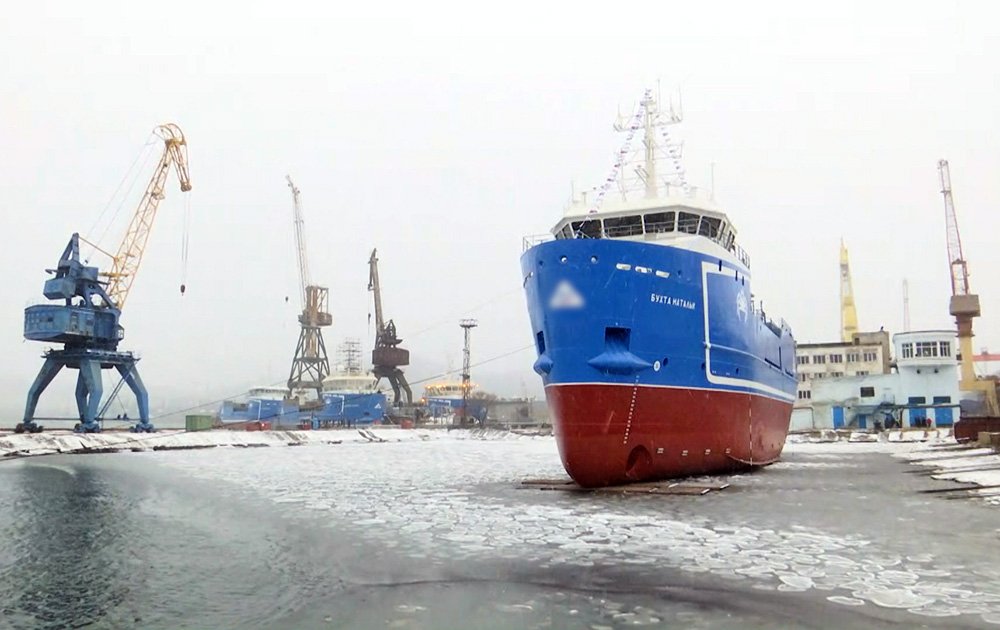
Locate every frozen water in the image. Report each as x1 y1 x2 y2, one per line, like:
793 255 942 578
107 431 1000 626
779 575 814 590
861 589 936 609
827 596 865 606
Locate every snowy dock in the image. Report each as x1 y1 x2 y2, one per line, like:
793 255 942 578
0 427 497 460
896 439 1000 505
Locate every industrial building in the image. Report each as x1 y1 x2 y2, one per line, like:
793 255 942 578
794 330 891 402
791 330 960 431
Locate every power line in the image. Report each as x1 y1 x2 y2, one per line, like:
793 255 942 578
406 286 522 339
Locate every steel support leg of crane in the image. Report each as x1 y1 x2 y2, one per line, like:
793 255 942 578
76 358 103 433
75 371 89 422
18 358 63 433
386 370 413 407
117 363 154 433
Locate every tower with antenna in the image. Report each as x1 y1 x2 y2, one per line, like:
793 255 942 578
902 279 910 333
459 319 478 425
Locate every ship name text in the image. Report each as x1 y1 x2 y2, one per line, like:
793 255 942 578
650 293 696 310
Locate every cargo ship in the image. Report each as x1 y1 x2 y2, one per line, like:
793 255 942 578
319 370 387 426
422 380 489 424
220 386 298 426
219 374 387 428
521 90 797 487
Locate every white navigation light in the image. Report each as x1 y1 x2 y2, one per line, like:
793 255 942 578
549 280 585 310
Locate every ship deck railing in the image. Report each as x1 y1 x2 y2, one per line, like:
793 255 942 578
730 243 751 269
522 233 554 252
524 230 752 270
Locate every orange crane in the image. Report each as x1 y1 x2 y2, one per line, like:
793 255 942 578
938 159 998 415
285 176 331 402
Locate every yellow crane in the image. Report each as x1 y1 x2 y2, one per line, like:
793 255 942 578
840 239 859 342
104 123 192 309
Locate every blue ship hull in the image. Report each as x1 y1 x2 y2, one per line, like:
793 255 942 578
521 237 797 486
219 399 299 425
315 391 387 425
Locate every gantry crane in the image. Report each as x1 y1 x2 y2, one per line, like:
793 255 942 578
938 159 999 415
286 176 332 402
839 239 859 342
368 248 412 406
19 123 192 434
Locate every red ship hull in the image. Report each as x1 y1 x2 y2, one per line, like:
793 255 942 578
546 383 793 488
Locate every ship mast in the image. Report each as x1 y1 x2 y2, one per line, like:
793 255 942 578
592 88 688 213
643 92 658 199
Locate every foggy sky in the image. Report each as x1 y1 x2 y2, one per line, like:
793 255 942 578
2 1 998 420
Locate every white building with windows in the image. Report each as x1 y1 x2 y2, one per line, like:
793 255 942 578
792 330 959 431
794 331 891 405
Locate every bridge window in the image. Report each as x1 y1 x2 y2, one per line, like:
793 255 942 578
557 225 573 240
570 219 602 239
939 341 951 357
677 212 700 234
901 343 913 358
644 211 675 233
915 341 937 358
698 216 721 238
603 215 643 237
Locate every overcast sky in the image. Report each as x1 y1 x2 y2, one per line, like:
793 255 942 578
2 0 998 420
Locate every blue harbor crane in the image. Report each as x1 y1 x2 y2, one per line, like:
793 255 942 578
18 123 192 434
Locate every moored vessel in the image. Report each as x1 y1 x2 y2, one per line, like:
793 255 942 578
521 89 797 487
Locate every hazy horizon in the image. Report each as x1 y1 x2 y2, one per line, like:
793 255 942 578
2 1 998 422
